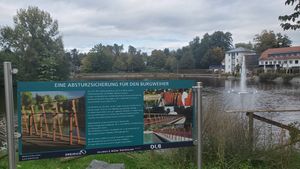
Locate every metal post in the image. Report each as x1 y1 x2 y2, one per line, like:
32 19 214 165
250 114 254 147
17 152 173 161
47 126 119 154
247 112 254 151
192 86 198 143
4 62 16 169
193 82 203 169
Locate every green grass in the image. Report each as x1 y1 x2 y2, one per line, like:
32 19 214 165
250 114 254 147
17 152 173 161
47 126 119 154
1 148 300 169
0 149 196 169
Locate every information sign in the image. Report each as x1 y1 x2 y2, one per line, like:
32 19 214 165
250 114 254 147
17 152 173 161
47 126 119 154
18 80 194 161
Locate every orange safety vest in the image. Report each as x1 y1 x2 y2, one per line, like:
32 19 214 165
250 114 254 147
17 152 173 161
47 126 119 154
163 92 174 105
184 91 192 106
176 93 184 106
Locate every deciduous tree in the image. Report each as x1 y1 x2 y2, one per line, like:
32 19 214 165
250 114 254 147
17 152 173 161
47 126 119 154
0 6 69 80
254 30 292 54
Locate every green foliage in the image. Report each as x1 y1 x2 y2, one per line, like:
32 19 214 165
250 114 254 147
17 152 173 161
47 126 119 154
179 49 195 69
288 122 300 143
21 92 33 107
258 73 300 83
259 73 280 82
128 55 145 72
81 44 114 73
190 31 232 68
128 45 137 55
0 6 69 81
113 55 129 72
235 42 254 50
0 50 18 84
54 95 68 102
164 56 178 72
279 0 300 30
254 30 292 54
66 48 86 74
148 49 167 69
37 57 58 81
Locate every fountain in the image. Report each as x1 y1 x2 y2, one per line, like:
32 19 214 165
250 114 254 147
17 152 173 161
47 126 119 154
227 56 257 95
238 56 248 94
225 55 258 110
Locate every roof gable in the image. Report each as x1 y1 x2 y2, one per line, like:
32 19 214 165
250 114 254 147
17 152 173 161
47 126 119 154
226 47 255 53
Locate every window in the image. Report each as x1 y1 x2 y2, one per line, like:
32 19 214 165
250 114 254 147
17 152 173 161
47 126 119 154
296 60 299 64
278 61 281 64
284 61 287 64
289 60 293 64
265 61 268 65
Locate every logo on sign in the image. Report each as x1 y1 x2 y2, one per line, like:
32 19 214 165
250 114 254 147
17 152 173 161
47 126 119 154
150 144 162 150
80 150 87 155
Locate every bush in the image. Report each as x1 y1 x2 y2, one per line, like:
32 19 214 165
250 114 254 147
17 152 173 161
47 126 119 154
258 73 280 82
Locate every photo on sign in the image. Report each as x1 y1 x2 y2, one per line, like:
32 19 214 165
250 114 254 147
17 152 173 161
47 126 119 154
20 91 86 154
143 88 193 144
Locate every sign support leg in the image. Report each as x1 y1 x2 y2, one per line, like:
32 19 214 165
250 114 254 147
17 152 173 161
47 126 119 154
193 82 203 169
4 62 16 169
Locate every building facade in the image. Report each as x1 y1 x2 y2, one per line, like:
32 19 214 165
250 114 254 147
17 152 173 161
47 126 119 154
224 47 256 73
259 46 300 71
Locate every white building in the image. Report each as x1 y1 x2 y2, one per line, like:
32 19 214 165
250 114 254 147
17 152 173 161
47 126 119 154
259 46 300 72
224 47 256 73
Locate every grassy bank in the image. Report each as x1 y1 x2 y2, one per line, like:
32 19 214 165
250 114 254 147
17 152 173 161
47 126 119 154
0 149 198 169
1 147 300 169
258 73 300 83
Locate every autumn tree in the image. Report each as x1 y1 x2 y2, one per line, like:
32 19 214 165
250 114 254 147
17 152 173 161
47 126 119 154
254 30 292 54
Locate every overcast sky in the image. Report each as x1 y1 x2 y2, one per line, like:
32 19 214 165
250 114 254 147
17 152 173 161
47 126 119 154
0 0 299 53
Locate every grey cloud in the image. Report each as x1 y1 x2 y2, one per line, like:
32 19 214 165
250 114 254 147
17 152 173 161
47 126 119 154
0 0 299 52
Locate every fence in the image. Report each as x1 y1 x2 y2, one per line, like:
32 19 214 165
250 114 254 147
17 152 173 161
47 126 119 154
21 99 84 145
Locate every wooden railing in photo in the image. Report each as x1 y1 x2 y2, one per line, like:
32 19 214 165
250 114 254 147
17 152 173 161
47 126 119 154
144 113 183 125
227 109 300 150
154 128 192 141
21 99 84 145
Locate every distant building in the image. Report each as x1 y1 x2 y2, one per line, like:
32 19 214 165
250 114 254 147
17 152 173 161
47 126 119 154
224 47 257 73
259 46 300 72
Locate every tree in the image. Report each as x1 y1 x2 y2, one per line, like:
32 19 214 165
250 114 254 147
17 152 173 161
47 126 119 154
128 45 137 55
276 33 292 47
113 54 129 72
0 49 18 84
81 44 113 73
112 44 123 56
148 50 167 69
37 57 58 81
128 55 145 72
190 31 232 68
254 30 292 54
164 56 177 72
0 6 69 81
163 48 170 56
179 49 195 69
235 42 254 50
54 95 68 102
279 0 300 30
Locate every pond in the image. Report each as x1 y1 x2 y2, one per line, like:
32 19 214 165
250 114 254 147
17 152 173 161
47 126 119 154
1 78 300 121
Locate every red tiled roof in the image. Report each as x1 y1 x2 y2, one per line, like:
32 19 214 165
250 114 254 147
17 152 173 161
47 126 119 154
259 46 300 60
